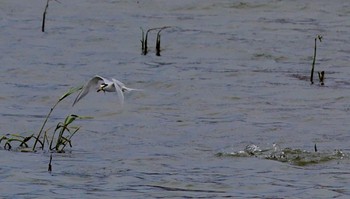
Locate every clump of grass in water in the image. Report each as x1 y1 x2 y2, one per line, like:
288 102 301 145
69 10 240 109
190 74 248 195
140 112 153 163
310 35 324 85
0 86 91 153
0 134 34 151
33 86 83 151
0 86 93 173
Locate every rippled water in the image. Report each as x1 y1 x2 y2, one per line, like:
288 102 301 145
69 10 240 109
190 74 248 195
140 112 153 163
1 0 350 198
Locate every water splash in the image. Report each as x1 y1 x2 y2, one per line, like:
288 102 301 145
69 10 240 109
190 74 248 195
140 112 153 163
217 143 348 166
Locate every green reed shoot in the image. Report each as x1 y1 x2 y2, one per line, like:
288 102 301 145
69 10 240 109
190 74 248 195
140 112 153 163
48 114 90 152
32 86 82 150
0 134 34 150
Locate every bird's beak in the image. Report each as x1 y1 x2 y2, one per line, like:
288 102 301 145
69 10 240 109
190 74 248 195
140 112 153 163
97 83 107 93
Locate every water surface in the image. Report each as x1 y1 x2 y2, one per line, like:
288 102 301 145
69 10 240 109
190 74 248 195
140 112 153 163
1 0 350 198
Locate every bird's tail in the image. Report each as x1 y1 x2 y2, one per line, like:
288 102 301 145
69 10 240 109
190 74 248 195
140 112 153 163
123 87 143 92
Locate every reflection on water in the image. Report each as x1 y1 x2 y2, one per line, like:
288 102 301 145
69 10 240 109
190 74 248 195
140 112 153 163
1 0 350 198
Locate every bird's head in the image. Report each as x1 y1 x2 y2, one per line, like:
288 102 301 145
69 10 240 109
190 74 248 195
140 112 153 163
97 83 108 92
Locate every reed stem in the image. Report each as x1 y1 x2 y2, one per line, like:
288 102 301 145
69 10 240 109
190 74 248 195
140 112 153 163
42 0 49 32
310 35 322 85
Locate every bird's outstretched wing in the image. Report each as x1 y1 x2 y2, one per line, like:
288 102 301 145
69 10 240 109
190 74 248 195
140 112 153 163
112 79 125 106
72 75 105 106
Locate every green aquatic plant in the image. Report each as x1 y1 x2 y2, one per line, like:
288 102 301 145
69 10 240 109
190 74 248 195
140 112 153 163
0 85 90 153
0 134 35 151
310 35 323 85
47 114 91 152
1 85 93 174
33 86 83 150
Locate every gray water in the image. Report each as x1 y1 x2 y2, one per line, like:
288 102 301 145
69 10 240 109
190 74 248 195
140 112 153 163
1 0 350 198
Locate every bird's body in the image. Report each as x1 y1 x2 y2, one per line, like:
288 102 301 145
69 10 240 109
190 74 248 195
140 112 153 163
72 75 138 106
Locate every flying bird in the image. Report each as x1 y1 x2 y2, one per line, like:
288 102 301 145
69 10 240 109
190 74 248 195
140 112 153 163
72 75 139 106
